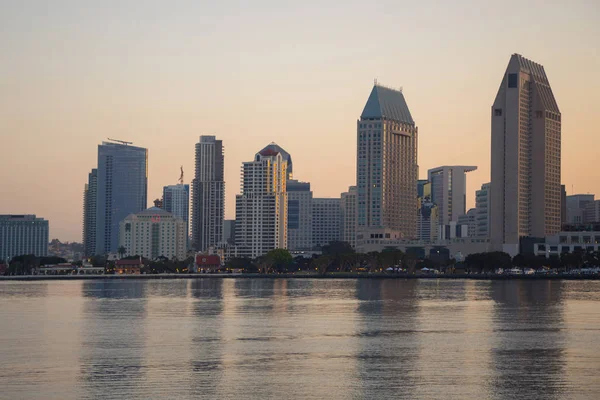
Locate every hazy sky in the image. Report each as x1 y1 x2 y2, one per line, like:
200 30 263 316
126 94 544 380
1 0 599 242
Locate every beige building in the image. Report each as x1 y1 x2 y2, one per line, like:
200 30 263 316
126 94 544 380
357 83 418 240
119 207 187 260
340 186 357 248
235 143 289 259
491 54 561 253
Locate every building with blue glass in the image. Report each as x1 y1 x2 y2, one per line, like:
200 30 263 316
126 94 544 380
95 141 148 254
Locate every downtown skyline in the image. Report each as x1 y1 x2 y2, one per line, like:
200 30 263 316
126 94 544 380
1 1 599 242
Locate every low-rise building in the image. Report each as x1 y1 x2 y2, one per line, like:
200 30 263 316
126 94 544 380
119 207 187 261
114 259 142 274
534 231 600 257
195 254 221 272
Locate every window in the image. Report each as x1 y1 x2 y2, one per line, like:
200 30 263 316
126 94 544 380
494 108 502 116
508 73 518 88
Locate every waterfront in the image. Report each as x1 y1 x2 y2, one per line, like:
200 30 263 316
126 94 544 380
1 279 599 399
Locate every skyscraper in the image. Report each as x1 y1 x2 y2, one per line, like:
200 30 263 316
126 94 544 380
95 141 148 255
191 135 224 252
491 54 561 251
163 183 190 238
357 83 418 239
428 166 477 226
82 168 97 257
235 143 288 259
287 179 313 251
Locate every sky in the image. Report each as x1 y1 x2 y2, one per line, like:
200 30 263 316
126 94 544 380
1 0 599 242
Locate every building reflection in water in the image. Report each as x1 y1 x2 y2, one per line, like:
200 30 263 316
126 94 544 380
78 280 148 398
186 278 225 398
489 280 566 400
354 279 420 399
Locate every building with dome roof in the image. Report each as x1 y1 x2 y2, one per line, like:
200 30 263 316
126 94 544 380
235 143 289 258
118 207 187 260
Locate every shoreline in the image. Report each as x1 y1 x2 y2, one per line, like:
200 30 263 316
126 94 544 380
1 273 599 281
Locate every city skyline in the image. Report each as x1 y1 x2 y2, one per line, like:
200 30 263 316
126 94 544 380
1 1 599 242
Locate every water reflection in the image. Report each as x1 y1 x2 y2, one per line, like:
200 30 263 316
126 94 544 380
355 280 420 399
490 280 566 400
79 280 148 399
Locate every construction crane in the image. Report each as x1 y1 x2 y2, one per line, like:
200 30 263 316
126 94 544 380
107 138 133 145
179 166 184 184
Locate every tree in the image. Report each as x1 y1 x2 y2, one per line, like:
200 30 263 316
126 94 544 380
312 255 333 275
118 246 127 259
227 257 256 272
264 248 293 273
321 241 354 257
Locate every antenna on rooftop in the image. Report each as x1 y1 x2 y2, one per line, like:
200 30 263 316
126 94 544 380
374 78 378 85
179 166 184 185
107 138 133 145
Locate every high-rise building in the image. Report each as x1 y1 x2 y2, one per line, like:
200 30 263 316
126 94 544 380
457 208 477 237
561 185 567 225
119 207 187 260
584 200 600 223
417 198 438 242
222 220 236 245
428 166 477 226
163 184 190 236
0 215 49 260
491 54 561 251
287 179 313 251
340 186 357 248
475 182 491 238
312 198 341 249
357 84 418 239
191 136 224 252
235 143 289 259
566 194 595 224
82 169 97 257
95 142 148 255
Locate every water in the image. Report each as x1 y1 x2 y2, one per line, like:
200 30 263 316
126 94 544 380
1 279 599 400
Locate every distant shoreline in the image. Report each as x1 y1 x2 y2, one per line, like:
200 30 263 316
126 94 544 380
1 273 599 282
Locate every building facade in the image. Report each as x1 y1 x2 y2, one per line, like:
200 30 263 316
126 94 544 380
82 168 97 257
163 183 190 237
566 194 595 224
340 186 357 248
585 200 600 223
312 198 341 249
95 142 148 255
0 215 49 260
118 207 187 260
357 84 418 240
235 143 289 259
457 208 477 237
287 179 313 251
417 198 439 242
428 166 477 226
475 182 491 238
491 54 561 252
192 136 224 252
534 230 600 258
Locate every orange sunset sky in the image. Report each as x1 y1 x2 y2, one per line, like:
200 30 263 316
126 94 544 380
1 0 599 242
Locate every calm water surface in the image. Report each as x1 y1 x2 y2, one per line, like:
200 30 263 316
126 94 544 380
1 279 599 399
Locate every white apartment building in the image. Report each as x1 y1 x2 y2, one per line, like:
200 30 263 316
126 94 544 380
235 143 289 259
457 208 477 237
119 207 187 260
340 186 357 248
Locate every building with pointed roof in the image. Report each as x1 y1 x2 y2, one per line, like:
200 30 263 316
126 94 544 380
118 207 187 260
491 54 561 253
356 84 418 243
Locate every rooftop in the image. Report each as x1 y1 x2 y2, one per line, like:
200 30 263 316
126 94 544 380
360 84 414 124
